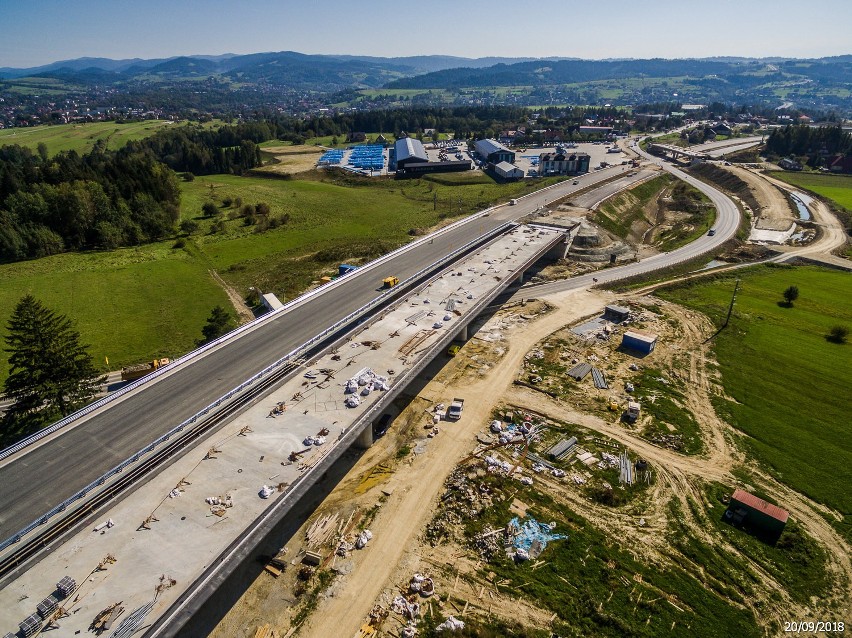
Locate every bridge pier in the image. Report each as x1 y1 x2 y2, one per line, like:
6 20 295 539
355 426 374 449
457 324 469 341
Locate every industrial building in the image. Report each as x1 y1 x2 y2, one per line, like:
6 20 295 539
392 136 471 176
539 152 590 176
393 137 429 171
474 139 516 165
621 329 658 355
493 161 524 180
726 489 789 544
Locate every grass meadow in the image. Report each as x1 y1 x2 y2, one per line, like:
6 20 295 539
659 265 852 530
0 169 561 383
767 171 852 210
0 243 230 380
0 120 179 156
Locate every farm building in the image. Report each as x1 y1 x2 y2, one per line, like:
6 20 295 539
474 138 516 165
493 161 524 180
539 152 590 175
725 489 789 543
603 305 630 322
621 329 658 355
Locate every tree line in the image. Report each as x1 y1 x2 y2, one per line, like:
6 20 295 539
765 125 852 166
0 141 180 261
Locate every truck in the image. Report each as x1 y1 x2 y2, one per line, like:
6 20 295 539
382 276 400 289
121 358 170 382
447 397 465 421
510 199 518 206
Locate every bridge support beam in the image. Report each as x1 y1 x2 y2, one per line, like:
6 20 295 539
355 426 374 449
457 324 469 341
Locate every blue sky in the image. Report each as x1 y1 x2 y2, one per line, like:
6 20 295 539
1 0 850 68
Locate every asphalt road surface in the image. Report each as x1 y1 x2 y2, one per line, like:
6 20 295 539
0 164 642 541
509 146 740 300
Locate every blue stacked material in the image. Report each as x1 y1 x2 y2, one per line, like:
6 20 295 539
348 144 385 170
508 516 567 555
318 149 344 165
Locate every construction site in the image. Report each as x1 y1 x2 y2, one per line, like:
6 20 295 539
193 147 852 638
2 138 849 638
204 278 850 638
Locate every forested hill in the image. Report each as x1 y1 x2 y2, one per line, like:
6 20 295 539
0 143 180 261
384 56 852 90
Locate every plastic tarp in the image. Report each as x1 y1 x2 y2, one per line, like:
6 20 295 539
436 616 465 631
508 516 566 556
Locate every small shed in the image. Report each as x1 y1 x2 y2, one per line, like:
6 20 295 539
261 292 284 312
726 489 789 543
604 305 630 322
493 161 524 180
621 329 658 355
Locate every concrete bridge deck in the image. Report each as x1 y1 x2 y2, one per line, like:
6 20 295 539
0 225 568 638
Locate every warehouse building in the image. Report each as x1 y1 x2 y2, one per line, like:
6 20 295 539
396 159 472 176
725 489 789 544
393 137 428 171
493 161 524 180
620 329 658 355
539 152 590 175
474 138 516 165
392 136 471 176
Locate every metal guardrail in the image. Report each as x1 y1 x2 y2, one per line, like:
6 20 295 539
147 225 562 637
0 197 508 466
0 223 514 555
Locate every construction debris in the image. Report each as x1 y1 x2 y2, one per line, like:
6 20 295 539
435 615 465 631
90 602 124 634
506 516 567 561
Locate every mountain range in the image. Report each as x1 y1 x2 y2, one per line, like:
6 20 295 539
2 52 851 112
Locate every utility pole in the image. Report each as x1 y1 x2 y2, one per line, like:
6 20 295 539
723 278 740 329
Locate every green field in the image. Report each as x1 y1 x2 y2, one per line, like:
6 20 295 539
0 170 562 384
0 243 230 383
767 171 852 210
0 120 179 156
179 171 564 297
659 266 852 526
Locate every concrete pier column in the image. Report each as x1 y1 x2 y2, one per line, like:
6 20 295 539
458 324 469 341
355 425 374 449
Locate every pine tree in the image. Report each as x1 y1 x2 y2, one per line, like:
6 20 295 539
3 295 105 425
200 306 235 344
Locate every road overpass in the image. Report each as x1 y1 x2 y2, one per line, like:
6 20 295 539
0 224 572 637
0 163 642 550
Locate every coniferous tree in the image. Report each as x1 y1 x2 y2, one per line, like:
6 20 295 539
200 306 235 344
3 295 105 428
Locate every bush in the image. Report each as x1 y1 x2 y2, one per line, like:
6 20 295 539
201 201 219 218
173 237 187 249
827 325 849 344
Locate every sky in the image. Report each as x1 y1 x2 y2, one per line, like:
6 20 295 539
1 0 850 68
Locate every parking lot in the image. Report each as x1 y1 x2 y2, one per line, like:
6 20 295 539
512 142 628 178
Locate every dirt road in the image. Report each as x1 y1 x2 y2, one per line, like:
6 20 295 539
305 294 851 635
759 172 850 258
299 290 610 638
724 165 796 231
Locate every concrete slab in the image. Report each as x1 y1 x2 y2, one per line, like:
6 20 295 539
0 224 564 636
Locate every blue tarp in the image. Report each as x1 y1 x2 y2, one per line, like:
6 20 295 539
508 516 567 554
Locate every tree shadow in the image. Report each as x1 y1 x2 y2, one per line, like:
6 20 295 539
776 301 793 309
